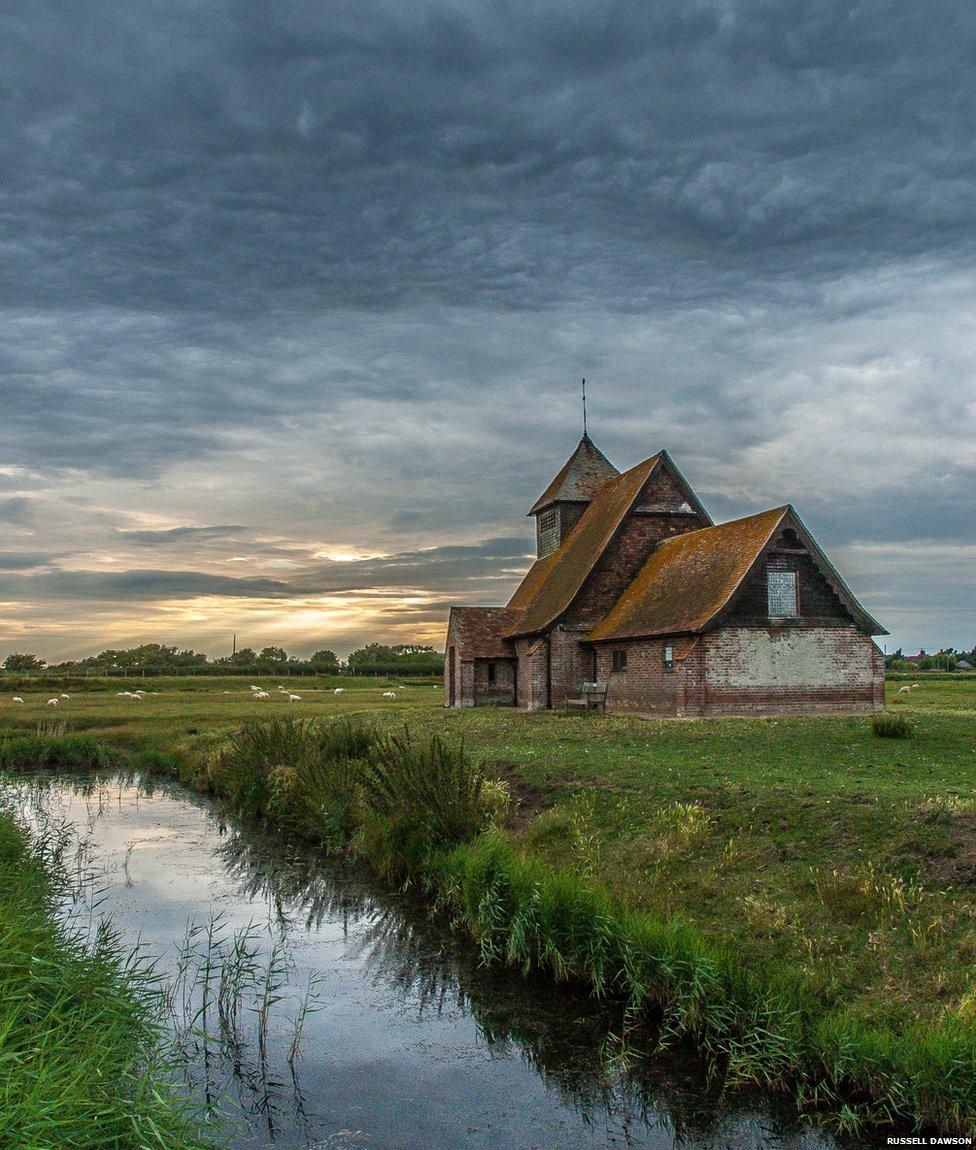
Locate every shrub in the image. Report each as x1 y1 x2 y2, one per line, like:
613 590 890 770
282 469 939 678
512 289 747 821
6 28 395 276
359 731 488 876
211 715 377 844
872 713 913 739
0 734 111 772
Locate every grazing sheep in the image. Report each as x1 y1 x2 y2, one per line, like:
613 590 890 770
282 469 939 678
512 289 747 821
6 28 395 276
116 691 126 696
254 690 270 699
333 688 344 695
11 697 23 703
897 685 912 694
288 694 301 702
60 693 70 699
911 683 920 689
46 698 58 707
250 685 260 691
382 691 396 699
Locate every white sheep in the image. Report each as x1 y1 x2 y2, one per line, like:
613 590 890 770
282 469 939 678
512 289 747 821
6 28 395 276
897 685 912 694
116 692 126 697
333 687 344 695
250 684 260 691
382 691 396 699
288 694 301 702
60 693 70 699
911 683 920 689
11 697 23 703
46 698 58 707
254 691 270 699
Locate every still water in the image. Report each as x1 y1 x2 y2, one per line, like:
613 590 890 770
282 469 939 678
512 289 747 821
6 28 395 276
2 773 840 1150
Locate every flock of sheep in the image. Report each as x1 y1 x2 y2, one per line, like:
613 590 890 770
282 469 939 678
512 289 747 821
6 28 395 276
245 684 402 701
6 684 408 706
897 683 921 694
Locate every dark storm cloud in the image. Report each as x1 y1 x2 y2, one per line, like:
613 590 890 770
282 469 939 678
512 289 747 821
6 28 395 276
0 569 292 602
0 1 972 654
0 552 60 570
120 525 249 546
0 537 530 607
3 1 975 317
0 498 34 525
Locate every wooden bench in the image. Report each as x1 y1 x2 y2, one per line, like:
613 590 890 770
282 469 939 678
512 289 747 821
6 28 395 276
565 681 608 713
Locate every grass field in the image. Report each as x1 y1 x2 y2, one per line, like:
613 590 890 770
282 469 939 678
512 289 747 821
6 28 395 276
2 673 975 1131
0 805 212 1149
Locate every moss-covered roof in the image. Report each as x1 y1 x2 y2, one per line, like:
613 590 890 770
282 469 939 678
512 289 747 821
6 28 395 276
506 453 663 638
447 607 520 658
588 505 887 641
528 434 619 515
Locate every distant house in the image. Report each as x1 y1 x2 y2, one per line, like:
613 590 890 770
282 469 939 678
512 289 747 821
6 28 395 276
445 436 887 716
957 660 974 671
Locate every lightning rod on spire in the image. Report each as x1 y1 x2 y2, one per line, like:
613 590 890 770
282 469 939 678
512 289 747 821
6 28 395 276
582 378 587 438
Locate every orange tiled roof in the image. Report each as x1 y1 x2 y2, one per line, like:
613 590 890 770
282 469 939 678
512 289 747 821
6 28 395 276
528 435 619 515
506 453 663 638
447 607 520 658
588 505 887 641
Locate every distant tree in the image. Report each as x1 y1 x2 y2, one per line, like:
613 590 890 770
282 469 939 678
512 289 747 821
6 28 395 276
258 646 288 664
3 652 46 673
309 649 340 672
347 643 443 676
231 647 257 666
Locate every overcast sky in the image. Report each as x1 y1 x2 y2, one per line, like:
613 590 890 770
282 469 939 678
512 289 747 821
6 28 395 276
1 0 973 661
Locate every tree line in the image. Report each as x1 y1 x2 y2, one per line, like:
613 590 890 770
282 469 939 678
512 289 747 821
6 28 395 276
884 646 975 671
2 642 444 677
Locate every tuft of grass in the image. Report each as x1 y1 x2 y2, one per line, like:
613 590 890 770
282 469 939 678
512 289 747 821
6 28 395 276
359 730 489 877
872 713 913 739
0 732 113 772
0 808 213 1149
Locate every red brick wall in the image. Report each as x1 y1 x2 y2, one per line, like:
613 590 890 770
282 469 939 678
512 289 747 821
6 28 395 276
548 626 593 707
594 625 883 717
568 468 707 629
596 639 679 714
473 658 517 706
515 637 549 710
699 625 884 715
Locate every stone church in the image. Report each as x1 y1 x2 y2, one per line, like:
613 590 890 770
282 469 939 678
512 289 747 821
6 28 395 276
445 435 886 716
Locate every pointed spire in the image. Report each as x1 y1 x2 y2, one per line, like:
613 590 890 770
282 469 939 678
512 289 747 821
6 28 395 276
529 434 619 515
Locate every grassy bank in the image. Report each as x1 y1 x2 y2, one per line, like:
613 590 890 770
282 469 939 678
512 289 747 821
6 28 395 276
0 807 213 1149
2 677 975 1133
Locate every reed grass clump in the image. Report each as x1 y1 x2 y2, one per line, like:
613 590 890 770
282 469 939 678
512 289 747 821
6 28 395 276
872 713 913 739
358 731 490 877
0 808 213 1149
0 732 112 772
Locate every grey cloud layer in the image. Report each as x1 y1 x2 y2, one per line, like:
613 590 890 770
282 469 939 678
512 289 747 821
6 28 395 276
0 1 973 655
0 538 532 602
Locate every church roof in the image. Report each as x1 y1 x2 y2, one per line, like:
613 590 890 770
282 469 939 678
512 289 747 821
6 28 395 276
588 505 886 641
507 452 664 638
528 434 619 515
447 607 520 658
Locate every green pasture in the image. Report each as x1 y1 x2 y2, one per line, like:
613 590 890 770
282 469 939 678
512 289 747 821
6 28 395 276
2 672 975 1129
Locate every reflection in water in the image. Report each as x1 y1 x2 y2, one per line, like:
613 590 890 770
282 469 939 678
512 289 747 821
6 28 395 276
1 772 839 1150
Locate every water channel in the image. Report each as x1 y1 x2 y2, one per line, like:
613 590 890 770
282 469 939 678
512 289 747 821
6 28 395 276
2 771 843 1150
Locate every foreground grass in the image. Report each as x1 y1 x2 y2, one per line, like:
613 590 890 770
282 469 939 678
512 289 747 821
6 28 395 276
0 810 212 1149
2 674 975 1132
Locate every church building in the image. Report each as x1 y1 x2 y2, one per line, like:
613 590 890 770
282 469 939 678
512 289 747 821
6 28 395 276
445 436 886 716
